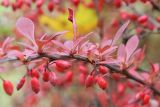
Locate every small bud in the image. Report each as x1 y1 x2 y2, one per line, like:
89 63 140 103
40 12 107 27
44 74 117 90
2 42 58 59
3 80 14 96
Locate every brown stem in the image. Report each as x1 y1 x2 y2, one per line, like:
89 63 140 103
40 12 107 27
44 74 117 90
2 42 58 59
0 53 160 95
150 0 160 12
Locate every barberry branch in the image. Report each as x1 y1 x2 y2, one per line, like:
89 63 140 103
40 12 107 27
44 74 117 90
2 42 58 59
0 53 160 95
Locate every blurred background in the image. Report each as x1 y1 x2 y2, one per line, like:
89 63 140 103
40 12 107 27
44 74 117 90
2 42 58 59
0 0 160 107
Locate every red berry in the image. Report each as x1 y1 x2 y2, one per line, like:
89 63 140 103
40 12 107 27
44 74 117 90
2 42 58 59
3 80 14 96
140 0 148 3
85 75 94 87
120 12 129 20
129 14 138 21
99 66 108 74
31 77 40 93
72 0 80 6
42 71 50 82
78 73 86 85
157 16 160 23
142 94 150 105
114 0 122 8
30 69 39 79
1 0 9 7
117 83 125 93
137 15 148 24
12 3 17 11
17 77 26 90
16 0 23 9
64 71 73 82
97 77 107 90
55 60 71 71
79 64 88 74
47 2 54 12
129 0 136 3
36 0 44 8
49 72 58 86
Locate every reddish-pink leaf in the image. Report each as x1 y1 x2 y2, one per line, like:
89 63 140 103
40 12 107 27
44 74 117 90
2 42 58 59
150 63 159 73
68 8 73 22
101 46 117 56
2 37 14 51
112 20 130 46
16 17 36 45
117 44 126 63
126 35 139 62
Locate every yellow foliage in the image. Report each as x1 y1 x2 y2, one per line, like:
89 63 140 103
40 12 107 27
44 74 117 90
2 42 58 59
39 4 98 39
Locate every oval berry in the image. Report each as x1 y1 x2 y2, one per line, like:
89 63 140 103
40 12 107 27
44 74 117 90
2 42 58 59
64 71 73 82
55 60 71 71
99 66 108 74
85 75 94 88
3 80 14 96
30 69 39 79
31 77 40 93
97 77 107 90
47 2 54 12
17 77 26 90
137 15 148 24
42 71 50 82
78 64 87 74
142 94 150 105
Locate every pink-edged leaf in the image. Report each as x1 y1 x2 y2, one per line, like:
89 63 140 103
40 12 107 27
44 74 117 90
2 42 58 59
150 63 159 73
16 17 36 44
111 20 130 46
101 46 117 56
126 35 139 62
117 44 126 62
18 42 36 51
101 39 112 48
52 40 65 49
43 31 68 42
74 32 93 49
2 37 14 51
64 41 74 50
128 68 145 81
68 8 77 41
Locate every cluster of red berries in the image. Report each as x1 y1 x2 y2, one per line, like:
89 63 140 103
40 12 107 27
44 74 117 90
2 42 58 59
136 91 151 105
1 0 54 12
1 60 110 95
114 0 151 8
